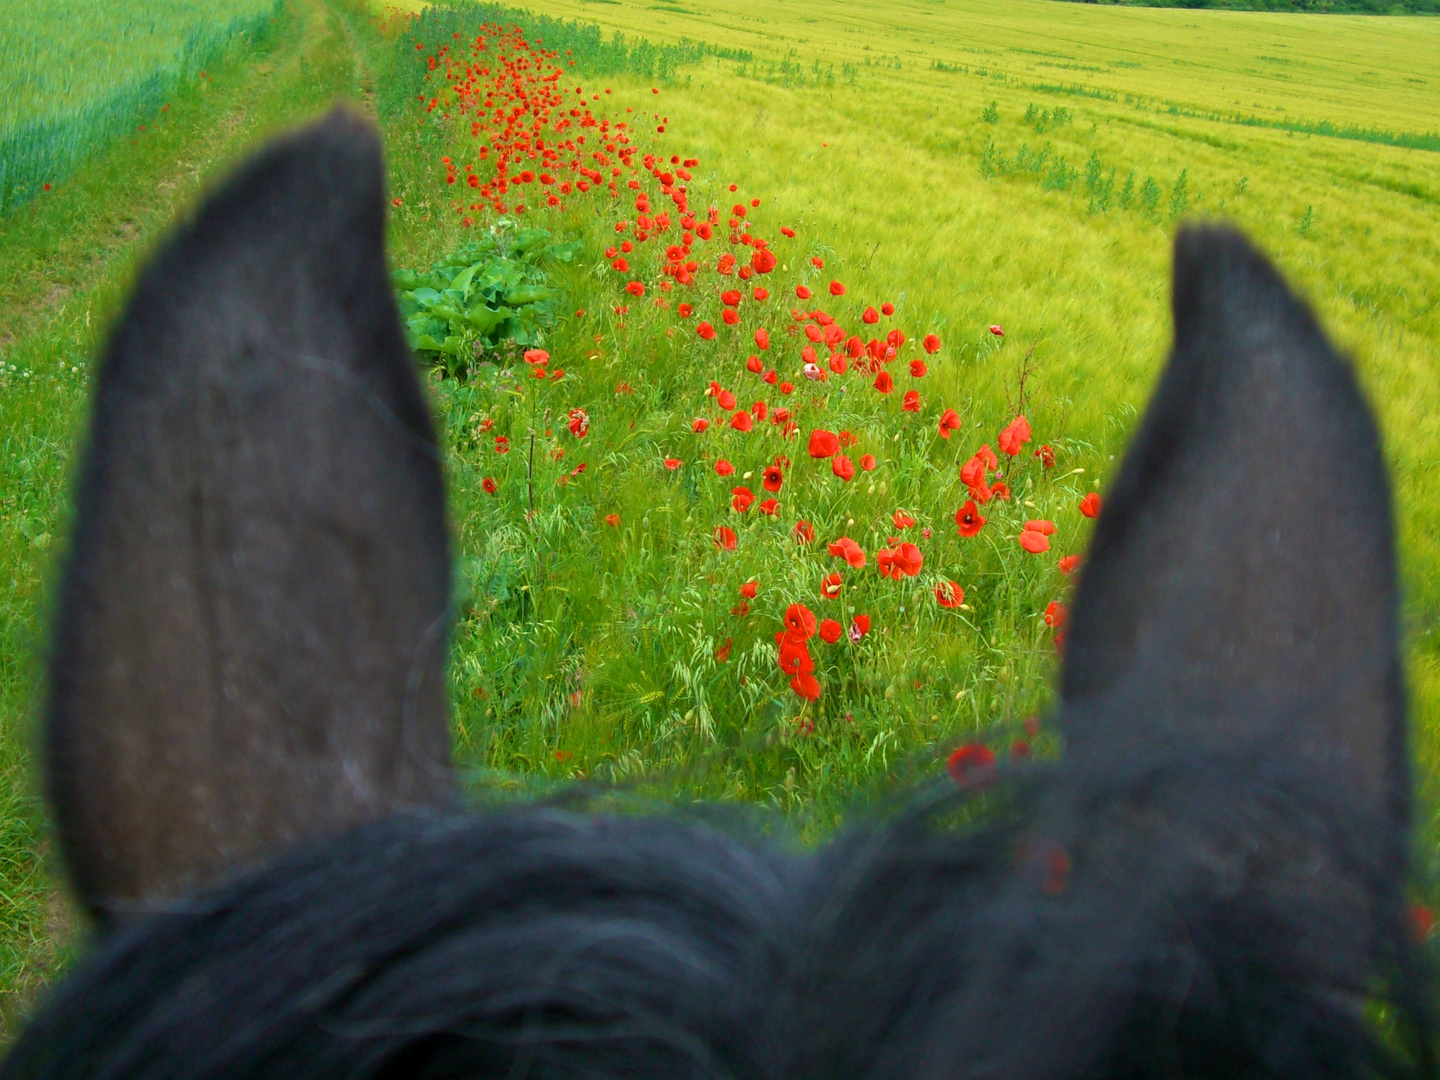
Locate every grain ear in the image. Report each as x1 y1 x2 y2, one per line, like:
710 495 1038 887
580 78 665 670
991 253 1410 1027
47 106 454 920
1060 225 1405 834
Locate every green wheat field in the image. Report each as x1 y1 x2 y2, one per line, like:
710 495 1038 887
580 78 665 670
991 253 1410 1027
0 0 1436 1029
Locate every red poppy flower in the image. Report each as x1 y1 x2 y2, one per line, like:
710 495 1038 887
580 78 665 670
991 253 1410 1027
763 464 784 492
893 542 923 577
990 482 1011 501
989 324 1004 337
881 302 894 316
821 572 843 599
819 618 843 644
956 500 987 537
758 497 779 516
1079 492 1103 518
626 281 645 297
829 280 846 296
1011 740 1031 761
754 287 770 301
777 638 814 676
1058 554 1081 575
1044 600 1068 629
808 429 839 458
693 418 710 433
732 601 751 617
893 510 915 529
902 390 921 412
1024 519 1056 535
831 454 855 481
697 322 717 340
874 372 894 394
860 453 877 471
665 457 683 470
1034 444 1056 469
722 308 740 326
937 409 962 439
605 512 621 527
612 257 629 272
747 355 764 374
752 400 768 421
718 389 737 410
715 459 735 476
781 226 796 237
524 349 550 366
935 581 964 608
732 486 755 512
785 603 818 639
731 410 753 432
1019 529 1051 554
909 360 928 379
779 381 795 394
482 477 498 494
494 436 510 454
721 290 742 306
811 256 825 268
714 525 737 550
755 327 770 350
998 414 1031 456
828 537 867 568
922 333 942 354
796 284 812 300
740 581 758 599
862 306 879 324
715 638 733 662
790 673 822 700
947 742 996 787
793 520 816 544
678 303 694 318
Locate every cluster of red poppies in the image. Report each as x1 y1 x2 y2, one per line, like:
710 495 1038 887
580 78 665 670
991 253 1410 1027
412 28 1106 726
412 22 679 226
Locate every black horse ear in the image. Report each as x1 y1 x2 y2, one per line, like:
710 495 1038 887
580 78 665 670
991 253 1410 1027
1060 225 1406 833
46 106 455 920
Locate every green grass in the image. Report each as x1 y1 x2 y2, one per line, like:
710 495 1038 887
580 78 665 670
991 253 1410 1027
0 0 284 212
1 0 1439 1030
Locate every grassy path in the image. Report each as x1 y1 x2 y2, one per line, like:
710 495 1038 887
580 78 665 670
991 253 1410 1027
0 0 373 1030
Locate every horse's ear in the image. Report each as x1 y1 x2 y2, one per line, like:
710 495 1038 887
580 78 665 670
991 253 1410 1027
1060 225 1406 832
46 106 455 921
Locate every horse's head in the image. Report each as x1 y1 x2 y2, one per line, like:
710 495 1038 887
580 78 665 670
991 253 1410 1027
5 109 1426 1080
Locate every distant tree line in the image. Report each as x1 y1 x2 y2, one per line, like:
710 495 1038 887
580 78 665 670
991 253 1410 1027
1056 0 1437 11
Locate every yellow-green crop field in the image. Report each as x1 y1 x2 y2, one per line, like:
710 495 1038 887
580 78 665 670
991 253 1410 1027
0 0 1437 1029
